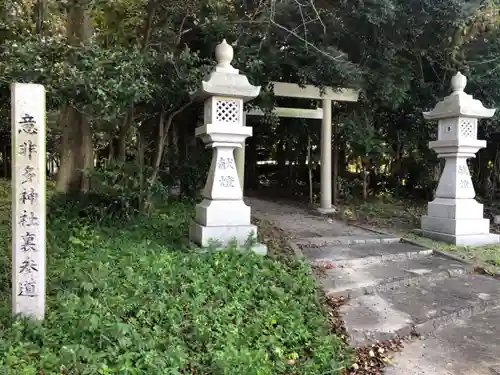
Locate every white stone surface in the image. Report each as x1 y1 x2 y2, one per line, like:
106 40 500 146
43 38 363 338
416 229 500 247
427 198 483 220
270 81 359 101
195 199 251 226
11 83 46 320
190 222 258 247
317 207 338 214
246 107 324 119
200 145 244 200
423 72 495 120
195 40 260 102
189 39 266 255
420 73 498 246
421 216 490 236
320 98 333 212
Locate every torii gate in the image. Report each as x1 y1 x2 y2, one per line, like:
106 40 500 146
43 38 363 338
235 81 359 213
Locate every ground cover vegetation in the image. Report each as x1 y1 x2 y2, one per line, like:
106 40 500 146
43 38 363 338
0 180 353 374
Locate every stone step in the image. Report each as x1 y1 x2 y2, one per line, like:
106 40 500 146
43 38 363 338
384 307 500 375
340 274 500 347
295 235 400 247
317 253 471 298
300 242 432 267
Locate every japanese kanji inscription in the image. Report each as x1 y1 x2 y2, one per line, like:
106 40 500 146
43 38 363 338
11 83 46 320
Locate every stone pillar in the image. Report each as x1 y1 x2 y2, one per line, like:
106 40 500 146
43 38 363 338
234 114 246 191
234 144 245 191
189 40 267 255
11 83 46 320
318 98 334 213
420 72 499 246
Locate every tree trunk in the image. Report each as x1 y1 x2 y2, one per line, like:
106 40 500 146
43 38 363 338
362 167 368 200
137 127 146 211
56 108 94 193
145 100 192 210
277 140 286 188
361 157 369 200
3 145 9 178
80 115 93 192
117 125 128 163
56 2 94 193
34 0 44 35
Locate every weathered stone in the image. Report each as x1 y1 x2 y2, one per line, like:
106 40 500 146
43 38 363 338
420 72 499 246
380 274 500 329
340 274 500 346
319 254 469 297
295 235 400 247
340 293 414 346
249 197 500 371
386 308 500 375
300 242 432 266
11 83 46 321
189 40 266 255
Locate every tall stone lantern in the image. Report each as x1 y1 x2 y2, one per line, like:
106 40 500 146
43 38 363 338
189 39 267 255
420 72 499 246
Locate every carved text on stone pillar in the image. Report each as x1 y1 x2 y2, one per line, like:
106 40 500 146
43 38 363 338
16 114 40 297
11 82 47 319
217 157 235 170
219 176 235 188
458 165 469 175
459 180 471 189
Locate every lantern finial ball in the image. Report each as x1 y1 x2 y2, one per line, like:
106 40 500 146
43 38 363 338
451 71 467 93
215 39 234 69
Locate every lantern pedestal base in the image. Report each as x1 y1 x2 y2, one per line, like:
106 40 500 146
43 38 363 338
421 215 499 247
317 207 338 215
189 221 267 255
420 197 499 246
422 215 491 235
427 198 484 219
416 228 499 247
195 199 251 226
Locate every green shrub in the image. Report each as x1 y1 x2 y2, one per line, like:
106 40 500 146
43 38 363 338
47 163 172 224
162 148 211 201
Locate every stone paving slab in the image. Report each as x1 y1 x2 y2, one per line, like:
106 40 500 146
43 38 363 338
295 235 400 247
247 197 371 238
246 197 500 373
340 274 500 345
318 254 469 297
380 274 500 327
340 294 414 345
385 308 500 375
300 242 432 266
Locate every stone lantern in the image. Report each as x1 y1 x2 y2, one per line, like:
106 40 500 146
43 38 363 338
420 72 499 246
189 40 267 255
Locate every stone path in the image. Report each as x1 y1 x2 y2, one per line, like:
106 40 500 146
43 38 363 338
248 197 500 375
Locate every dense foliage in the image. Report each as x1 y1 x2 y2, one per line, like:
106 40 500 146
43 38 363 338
1 0 499 205
1 1 500 372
